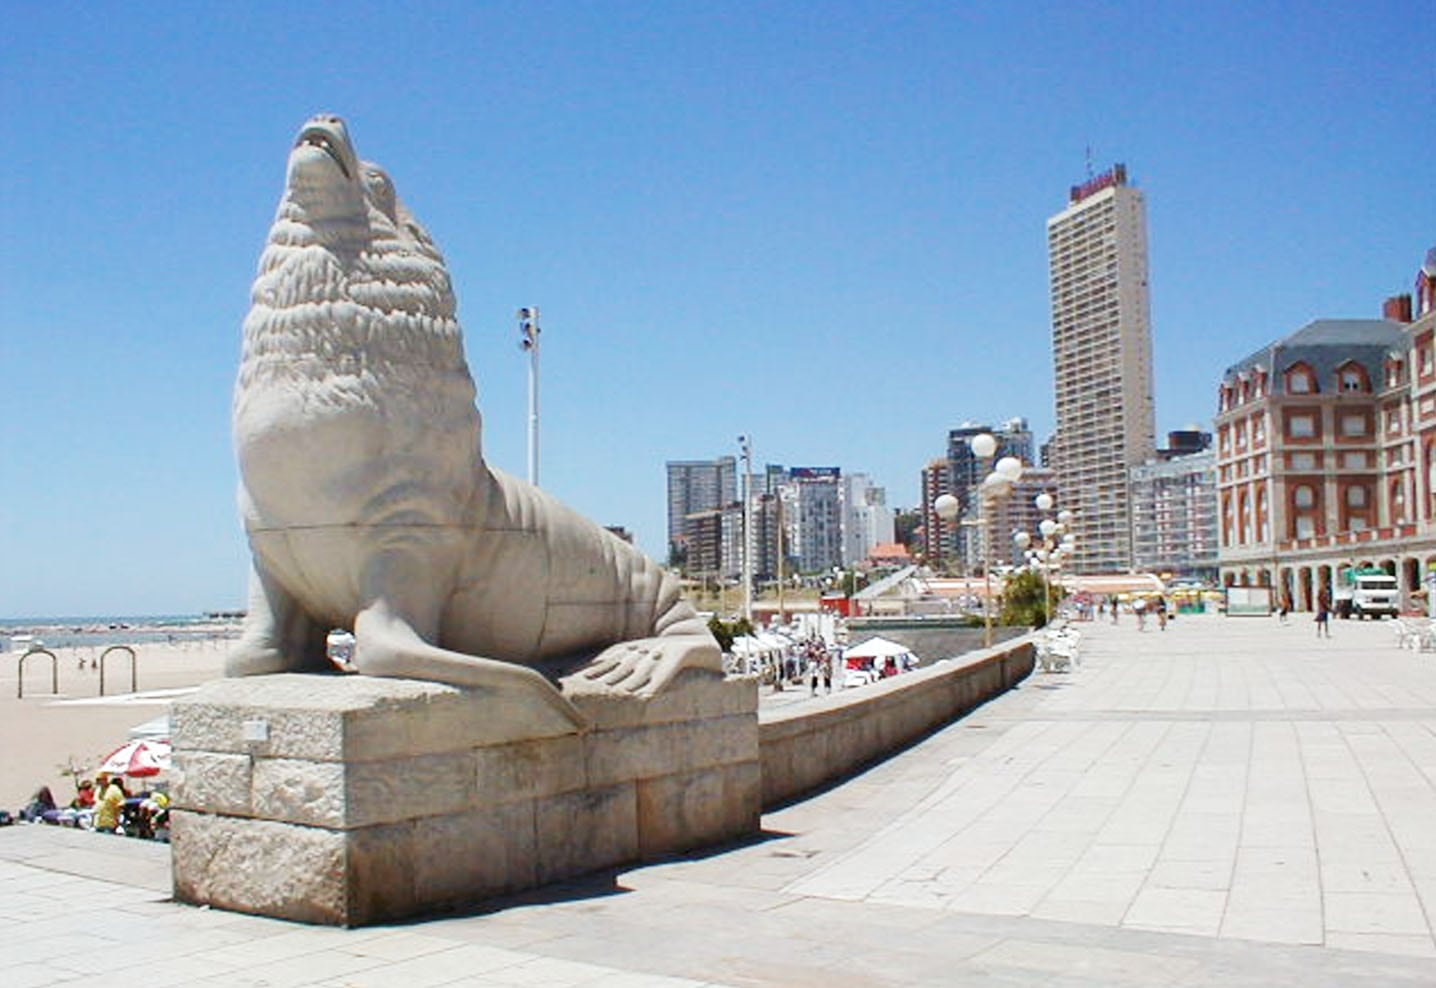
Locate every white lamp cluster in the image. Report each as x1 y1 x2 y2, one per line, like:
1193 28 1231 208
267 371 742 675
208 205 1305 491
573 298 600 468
1013 495 1076 626
932 433 1023 646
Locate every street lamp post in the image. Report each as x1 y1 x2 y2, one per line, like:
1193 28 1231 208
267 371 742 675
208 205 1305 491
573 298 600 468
1021 495 1075 628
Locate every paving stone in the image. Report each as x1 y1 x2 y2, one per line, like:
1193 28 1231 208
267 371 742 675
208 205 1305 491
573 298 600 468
12 617 1436 984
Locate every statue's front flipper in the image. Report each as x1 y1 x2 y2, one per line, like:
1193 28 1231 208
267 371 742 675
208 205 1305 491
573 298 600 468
226 562 323 677
565 581 723 696
566 632 723 697
352 597 586 732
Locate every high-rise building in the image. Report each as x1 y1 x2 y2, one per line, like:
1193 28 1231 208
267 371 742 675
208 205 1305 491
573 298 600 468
920 458 955 569
989 466 1059 570
1047 164 1158 573
940 419 1034 572
783 467 844 573
665 457 737 569
841 473 894 566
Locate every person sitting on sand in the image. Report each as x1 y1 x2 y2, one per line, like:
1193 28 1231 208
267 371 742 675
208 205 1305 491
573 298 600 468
135 790 170 839
18 786 56 822
71 780 96 811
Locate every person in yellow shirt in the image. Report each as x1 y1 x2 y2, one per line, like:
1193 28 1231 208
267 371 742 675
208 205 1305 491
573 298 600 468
94 776 126 833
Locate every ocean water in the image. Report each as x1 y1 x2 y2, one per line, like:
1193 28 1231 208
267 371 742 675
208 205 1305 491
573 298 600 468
0 614 241 651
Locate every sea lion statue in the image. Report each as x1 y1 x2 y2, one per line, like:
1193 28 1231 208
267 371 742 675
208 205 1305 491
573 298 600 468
229 114 721 726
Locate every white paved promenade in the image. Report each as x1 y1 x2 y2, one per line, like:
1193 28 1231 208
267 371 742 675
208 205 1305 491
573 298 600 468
6 613 1436 986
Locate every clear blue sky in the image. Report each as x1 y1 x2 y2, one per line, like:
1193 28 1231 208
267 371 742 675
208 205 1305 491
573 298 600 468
2 2 1431 618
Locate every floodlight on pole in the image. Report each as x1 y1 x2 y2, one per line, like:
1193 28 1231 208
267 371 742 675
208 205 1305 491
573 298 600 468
738 435 754 627
518 307 541 486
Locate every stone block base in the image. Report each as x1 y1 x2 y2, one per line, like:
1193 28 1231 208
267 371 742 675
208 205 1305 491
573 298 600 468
170 671 758 925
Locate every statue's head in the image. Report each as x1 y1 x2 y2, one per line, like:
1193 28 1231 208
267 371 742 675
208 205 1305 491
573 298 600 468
279 115 366 226
240 114 472 443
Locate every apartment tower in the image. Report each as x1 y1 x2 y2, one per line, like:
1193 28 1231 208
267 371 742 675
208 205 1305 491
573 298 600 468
1047 164 1157 572
665 457 737 569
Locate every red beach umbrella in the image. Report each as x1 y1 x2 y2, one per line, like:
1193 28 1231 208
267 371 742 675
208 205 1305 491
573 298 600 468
98 739 172 778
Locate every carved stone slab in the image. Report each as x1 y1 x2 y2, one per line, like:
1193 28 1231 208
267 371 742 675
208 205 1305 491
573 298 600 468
170 672 759 925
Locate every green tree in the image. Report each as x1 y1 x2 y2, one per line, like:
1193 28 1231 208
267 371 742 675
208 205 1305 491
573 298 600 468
1000 570 1063 628
707 614 754 652
893 509 922 550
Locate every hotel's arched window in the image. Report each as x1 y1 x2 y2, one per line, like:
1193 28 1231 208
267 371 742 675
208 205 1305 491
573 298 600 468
1292 484 1317 539
1428 442 1436 519
1336 361 1370 393
1285 363 1317 394
1346 485 1370 531
1286 412 1317 438
1257 487 1269 542
1391 479 1406 524
1387 358 1405 388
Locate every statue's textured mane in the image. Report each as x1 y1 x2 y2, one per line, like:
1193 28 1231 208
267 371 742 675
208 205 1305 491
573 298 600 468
236 159 477 434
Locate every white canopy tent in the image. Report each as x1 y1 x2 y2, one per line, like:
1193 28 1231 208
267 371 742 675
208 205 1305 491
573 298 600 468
841 636 913 660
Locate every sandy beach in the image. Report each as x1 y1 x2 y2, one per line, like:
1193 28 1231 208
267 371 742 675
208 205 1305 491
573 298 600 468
0 638 230 812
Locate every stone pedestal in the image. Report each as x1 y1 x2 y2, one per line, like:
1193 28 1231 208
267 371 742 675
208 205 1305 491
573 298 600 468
170 671 759 926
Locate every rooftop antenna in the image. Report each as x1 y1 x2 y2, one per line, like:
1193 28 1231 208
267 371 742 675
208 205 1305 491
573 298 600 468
1085 144 1094 181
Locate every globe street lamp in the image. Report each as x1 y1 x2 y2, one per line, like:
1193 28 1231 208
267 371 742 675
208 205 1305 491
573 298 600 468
1028 494 1072 627
931 493 960 575
934 433 1019 648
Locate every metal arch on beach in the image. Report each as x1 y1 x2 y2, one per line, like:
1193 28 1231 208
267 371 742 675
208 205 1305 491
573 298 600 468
17 647 58 699
99 645 137 696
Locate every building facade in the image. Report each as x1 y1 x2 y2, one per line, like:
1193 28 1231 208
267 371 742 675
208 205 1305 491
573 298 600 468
933 420 1033 573
1130 449 1219 582
1216 286 1436 608
783 467 844 574
920 458 956 570
665 457 737 568
842 473 895 567
986 466 1060 571
1047 164 1158 573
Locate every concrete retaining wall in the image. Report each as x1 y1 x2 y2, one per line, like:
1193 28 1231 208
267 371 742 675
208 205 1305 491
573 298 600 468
759 637 1034 808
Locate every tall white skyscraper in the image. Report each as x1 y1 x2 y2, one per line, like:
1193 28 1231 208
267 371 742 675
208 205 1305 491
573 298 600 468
1047 164 1157 573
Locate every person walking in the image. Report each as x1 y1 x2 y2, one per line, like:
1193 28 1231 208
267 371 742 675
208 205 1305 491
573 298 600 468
1315 588 1332 639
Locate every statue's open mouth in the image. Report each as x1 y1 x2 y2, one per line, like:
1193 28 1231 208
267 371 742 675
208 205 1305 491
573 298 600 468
295 125 352 180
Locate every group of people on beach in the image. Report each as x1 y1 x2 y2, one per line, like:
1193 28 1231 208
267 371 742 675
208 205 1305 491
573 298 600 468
9 776 170 839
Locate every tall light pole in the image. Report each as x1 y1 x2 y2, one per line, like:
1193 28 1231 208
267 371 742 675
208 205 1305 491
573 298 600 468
738 435 754 627
518 307 541 486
